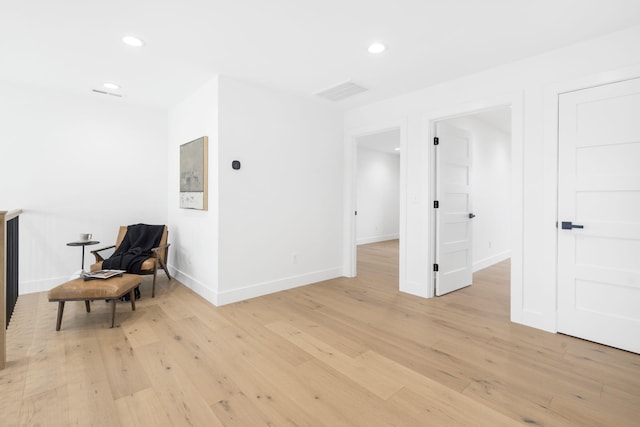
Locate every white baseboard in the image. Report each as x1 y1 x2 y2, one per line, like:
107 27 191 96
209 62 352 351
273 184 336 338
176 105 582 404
216 267 343 306
400 280 430 299
168 265 342 307
20 265 341 309
473 250 511 272
357 233 400 245
19 269 171 296
169 265 219 306
20 275 70 294
513 307 557 333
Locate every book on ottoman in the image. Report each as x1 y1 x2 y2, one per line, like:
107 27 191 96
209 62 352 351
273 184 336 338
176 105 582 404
82 269 126 280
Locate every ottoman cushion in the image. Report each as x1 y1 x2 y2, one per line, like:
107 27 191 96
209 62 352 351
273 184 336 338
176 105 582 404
48 274 141 330
48 274 141 301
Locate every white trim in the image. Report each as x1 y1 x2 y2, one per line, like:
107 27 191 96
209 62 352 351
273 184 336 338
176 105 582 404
343 132 357 277
20 276 69 294
216 267 342 306
473 251 511 272
344 119 408 291
357 234 400 245
543 63 640 333
423 91 524 309
170 265 219 306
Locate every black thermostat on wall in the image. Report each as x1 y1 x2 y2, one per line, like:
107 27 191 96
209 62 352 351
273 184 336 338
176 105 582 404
232 160 241 170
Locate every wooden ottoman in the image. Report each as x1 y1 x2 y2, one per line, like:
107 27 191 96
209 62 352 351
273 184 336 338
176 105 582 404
48 274 141 330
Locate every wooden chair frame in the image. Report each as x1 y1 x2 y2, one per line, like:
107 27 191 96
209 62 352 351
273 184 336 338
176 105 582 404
90 226 171 297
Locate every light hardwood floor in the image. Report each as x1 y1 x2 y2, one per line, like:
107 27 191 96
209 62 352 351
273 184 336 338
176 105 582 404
2 240 639 426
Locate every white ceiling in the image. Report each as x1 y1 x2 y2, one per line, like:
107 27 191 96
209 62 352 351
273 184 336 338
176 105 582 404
1 1 639 110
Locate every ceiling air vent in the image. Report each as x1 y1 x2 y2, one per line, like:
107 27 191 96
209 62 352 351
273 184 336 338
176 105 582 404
91 89 123 98
315 81 367 102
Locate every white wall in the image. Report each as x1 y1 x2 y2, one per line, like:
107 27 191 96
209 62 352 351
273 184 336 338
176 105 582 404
356 148 400 244
217 76 343 304
167 76 219 303
0 80 167 293
344 24 640 332
443 115 511 271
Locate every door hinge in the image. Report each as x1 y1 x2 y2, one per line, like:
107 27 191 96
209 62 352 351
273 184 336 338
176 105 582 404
433 137 439 146
434 200 439 209
355 211 358 216
433 263 439 272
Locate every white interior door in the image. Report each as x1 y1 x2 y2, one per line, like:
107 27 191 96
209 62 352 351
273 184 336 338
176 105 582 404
435 122 474 296
558 77 640 354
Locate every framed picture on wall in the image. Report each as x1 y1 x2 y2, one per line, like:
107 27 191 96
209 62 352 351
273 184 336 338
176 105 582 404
180 136 208 210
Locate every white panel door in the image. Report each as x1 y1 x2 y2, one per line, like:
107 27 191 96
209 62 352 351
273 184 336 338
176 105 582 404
558 77 640 354
435 122 474 296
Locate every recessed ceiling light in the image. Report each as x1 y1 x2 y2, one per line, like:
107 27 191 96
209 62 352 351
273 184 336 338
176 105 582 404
103 82 120 90
368 43 386 54
122 35 144 47
394 147 401 151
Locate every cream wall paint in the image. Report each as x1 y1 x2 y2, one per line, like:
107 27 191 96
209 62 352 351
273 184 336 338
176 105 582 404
167 76 220 303
217 76 343 304
0 80 167 293
356 148 400 244
443 115 511 271
344 24 640 332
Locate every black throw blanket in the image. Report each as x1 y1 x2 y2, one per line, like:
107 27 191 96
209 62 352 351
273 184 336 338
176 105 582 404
103 224 164 274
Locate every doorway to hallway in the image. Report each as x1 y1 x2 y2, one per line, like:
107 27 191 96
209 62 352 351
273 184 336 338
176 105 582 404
433 107 512 297
351 127 402 289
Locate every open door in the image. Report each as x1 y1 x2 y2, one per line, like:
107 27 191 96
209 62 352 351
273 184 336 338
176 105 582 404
434 122 474 296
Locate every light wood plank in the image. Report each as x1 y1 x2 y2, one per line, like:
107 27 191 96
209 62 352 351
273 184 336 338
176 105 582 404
115 388 173 427
97 328 153 400
2 240 640 426
135 341 225 426
266 320 405 400
63 334 123 426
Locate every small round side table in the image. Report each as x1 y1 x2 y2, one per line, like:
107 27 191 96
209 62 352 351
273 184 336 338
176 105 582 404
66 240 100 271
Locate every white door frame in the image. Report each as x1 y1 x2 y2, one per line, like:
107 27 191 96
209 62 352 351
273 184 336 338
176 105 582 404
344 92 523 301
544 64 640 332
343 119 407 284
342 65 640 329
424 92 524 301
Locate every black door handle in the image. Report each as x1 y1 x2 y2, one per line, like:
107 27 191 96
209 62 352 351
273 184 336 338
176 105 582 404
561 221 584 230
469 213 476 219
